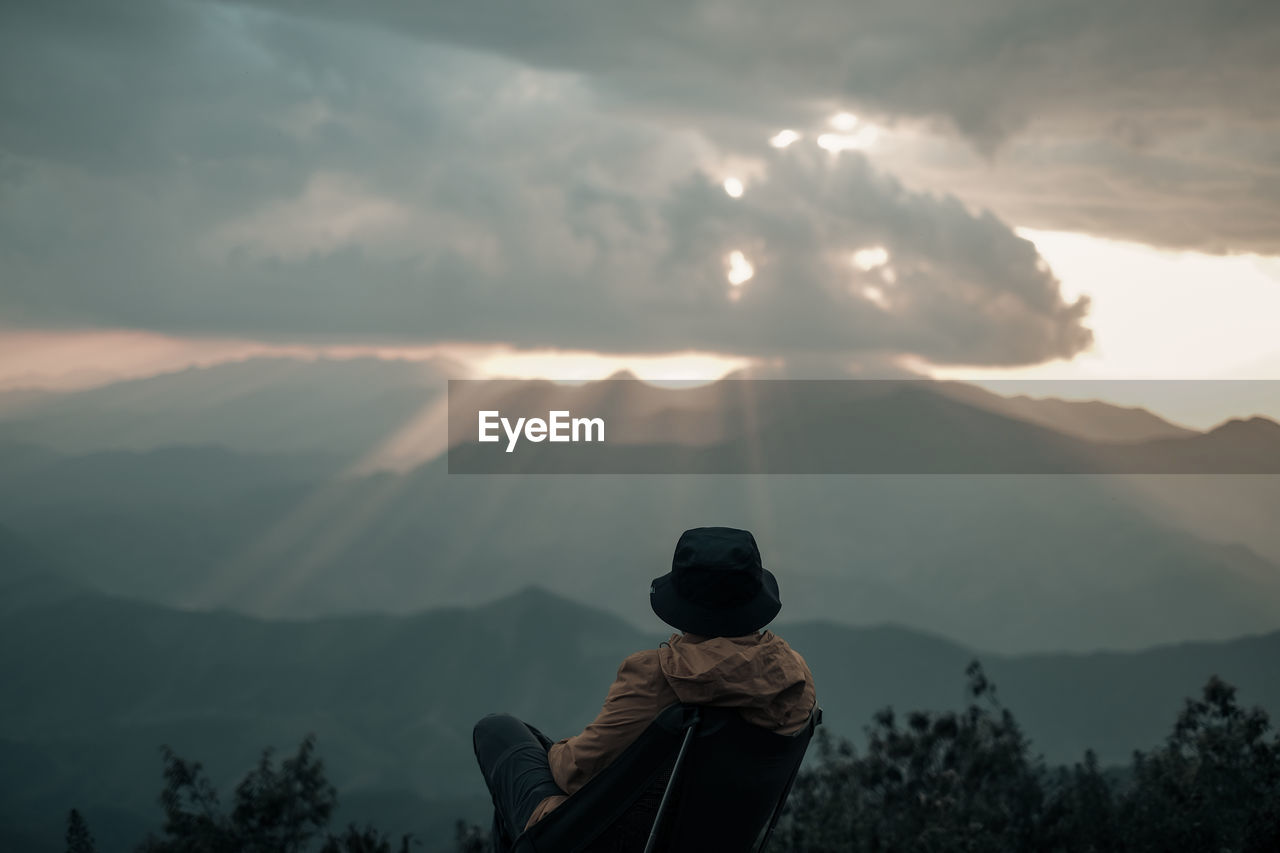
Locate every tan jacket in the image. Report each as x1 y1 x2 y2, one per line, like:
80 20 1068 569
525 630 817 829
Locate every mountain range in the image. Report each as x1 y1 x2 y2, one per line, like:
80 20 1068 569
1 357 1278 653
0 358 1261 463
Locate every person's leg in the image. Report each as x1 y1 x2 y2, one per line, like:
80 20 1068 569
473 713 565 845
489 807 513 853
521 720 556 751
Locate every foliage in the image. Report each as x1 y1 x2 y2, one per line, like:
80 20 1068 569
136 735 334 853
320 824 418 853
1038 750 1120 852
778 661 1046 852
73 669 1279 852
1117 676 1280 853
776 665 1280 853
452 820 489 853
134 734 419 853
65 808 96 853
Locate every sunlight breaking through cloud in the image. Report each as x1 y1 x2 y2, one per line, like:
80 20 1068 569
726 250 754 286
818 128 881 153
862 284 890 309
723 176 744 198
816 113 883 154
769 129 801 148
830 112 858 131
852 246 891 271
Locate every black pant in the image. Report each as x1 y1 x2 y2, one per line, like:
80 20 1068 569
473 713 567 851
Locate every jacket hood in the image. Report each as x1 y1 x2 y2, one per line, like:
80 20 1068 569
656 630 811 724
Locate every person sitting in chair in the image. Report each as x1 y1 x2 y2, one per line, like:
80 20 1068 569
472 526 818 849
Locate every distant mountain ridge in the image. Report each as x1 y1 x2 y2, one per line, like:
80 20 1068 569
0 356 457 462
0 356 1229 466
932 382 1199 443
2 361 1279 655
3 434 1280 654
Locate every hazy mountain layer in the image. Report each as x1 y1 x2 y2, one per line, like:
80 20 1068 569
2 363 1279 655
0 356 454 463
0 357 1240 464
2 438 1279 654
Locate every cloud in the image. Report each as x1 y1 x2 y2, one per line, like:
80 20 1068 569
222 0 1280 254
863 119 1280 255
0 0 1089 366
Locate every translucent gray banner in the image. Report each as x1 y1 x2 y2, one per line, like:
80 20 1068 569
446 379 1280 474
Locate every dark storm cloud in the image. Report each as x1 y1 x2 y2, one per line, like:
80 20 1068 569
242 0 1278 139
0 0 1090 364
237 0 1280 254
874 125 1280 255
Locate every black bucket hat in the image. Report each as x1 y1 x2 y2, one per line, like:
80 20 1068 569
650 527 782 637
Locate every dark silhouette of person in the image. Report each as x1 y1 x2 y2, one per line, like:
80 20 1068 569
472 527 817 849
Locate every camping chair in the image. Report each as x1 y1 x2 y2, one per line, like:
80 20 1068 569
511 703 822 853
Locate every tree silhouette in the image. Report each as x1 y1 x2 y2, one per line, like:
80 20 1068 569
65 808 96 853
777 660 1047 852
1119 676 1280 853
1040 750 1120 852
137 735 337 853
452 820 489 853
320 824 418 853
129 734 429 852
101 672 1280 852
774 668 1280 853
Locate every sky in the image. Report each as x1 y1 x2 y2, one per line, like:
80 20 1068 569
2 0 1279 424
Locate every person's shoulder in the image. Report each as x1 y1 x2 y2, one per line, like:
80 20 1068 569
621 647 659 668
760 629 803 655
607 644 667 692
617 641 668 675
762 630 816 678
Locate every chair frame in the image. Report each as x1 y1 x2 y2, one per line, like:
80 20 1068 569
515 703 821 853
